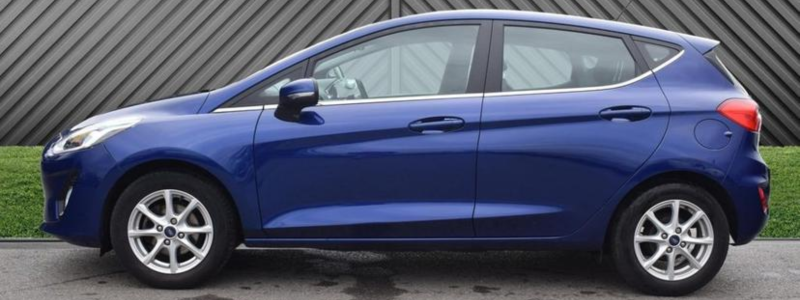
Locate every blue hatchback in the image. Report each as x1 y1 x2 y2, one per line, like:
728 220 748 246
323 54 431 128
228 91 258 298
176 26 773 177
40 10 769 296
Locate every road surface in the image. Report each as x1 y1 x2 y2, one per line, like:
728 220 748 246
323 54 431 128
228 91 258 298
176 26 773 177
0 240 798 299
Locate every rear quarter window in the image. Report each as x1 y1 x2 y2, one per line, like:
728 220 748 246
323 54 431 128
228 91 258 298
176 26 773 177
635 41 680 70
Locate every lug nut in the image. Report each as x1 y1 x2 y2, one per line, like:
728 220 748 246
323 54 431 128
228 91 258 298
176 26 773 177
675 228 682 234
178 232 185 239
164 239 171 245
170 218 178 225
666 247 673 253
680 242 687 247
156 225 163 232
661 233 668 239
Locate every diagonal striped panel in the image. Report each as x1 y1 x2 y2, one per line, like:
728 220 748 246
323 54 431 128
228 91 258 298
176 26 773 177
0 0 389 145
0 0 798 145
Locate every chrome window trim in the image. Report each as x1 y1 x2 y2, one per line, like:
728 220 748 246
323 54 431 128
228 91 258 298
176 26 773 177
486 50 684 98
212 106 265 113
652 50 684 73
316 93 484 106
213 94 483 112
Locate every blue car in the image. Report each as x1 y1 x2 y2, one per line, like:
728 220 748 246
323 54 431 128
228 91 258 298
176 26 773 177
40 10 769 295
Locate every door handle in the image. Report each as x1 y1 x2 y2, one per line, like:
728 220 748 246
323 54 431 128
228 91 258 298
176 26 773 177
409 117 465 134
599 106 652 122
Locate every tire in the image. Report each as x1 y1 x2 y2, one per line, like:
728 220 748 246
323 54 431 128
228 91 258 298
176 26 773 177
110 171 239 288
610 183 729 296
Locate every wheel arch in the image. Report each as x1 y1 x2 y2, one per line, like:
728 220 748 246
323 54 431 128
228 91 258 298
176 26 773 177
100 159 243 254
604 170 737 251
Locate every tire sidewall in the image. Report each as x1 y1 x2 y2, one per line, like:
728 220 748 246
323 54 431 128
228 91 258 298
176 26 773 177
110 171 236 288
612 183 729 296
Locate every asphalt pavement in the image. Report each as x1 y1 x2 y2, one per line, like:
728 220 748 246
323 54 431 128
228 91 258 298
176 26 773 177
0 240 798 300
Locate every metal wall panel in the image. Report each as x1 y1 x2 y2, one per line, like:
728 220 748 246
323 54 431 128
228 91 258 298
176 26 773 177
0 0 798 145
0 0 390 145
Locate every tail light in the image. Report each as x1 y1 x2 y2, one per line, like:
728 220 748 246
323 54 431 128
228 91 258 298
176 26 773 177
758 187 768 214
717 98 761 132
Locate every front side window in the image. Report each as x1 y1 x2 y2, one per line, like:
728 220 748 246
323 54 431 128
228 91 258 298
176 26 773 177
501 26 638 92
312 25 480 101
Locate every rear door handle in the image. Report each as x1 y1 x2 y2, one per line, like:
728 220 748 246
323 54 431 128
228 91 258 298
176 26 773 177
599 106 652 122
409 117 465 134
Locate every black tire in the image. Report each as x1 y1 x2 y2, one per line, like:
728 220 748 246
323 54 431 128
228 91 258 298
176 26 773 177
610 183 729 296
110 171 239 288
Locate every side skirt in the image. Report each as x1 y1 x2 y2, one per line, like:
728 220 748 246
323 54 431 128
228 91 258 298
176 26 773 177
243 237 597 251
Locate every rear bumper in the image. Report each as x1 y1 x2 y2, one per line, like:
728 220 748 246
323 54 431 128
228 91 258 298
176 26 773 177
39 145 119 248
724 138 770 245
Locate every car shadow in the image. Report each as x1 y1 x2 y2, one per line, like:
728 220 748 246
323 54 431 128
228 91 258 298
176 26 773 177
206 249 631 299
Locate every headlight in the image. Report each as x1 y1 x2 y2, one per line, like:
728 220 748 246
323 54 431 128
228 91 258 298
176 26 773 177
48 117 141 156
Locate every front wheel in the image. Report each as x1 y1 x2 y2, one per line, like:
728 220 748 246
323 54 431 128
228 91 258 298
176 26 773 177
110 171 239 288
611 183 729 296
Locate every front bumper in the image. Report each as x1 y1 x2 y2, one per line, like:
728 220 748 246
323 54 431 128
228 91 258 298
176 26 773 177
40 145 119 248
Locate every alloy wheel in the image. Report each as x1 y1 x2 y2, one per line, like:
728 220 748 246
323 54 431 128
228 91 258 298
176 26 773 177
126 189 213 274
633 199 714 281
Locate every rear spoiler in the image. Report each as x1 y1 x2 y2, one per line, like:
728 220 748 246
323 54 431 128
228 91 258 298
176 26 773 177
679 34 720 54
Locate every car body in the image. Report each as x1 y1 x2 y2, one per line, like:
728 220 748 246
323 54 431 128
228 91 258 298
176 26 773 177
40 10 769 295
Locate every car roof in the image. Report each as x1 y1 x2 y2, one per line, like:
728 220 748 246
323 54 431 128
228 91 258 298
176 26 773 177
378 10 681 41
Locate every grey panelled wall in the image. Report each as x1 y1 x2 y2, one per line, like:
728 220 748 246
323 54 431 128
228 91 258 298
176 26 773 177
0 0 798 145
0 0 391 145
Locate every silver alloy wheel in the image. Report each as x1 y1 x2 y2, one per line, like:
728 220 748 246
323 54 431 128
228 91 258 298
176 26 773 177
634 199 714 281
127 189 213 274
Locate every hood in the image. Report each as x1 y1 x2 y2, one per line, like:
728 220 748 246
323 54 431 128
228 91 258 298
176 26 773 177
71 92 209 131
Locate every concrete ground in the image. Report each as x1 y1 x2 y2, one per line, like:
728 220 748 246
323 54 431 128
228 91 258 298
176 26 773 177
0 241 798 300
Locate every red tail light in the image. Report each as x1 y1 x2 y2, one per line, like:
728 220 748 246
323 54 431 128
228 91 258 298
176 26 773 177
758 187 768 214
718 98 761 132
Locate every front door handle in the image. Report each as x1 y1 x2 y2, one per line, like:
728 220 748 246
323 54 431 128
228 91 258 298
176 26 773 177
409 117 465 134
599 106 652 122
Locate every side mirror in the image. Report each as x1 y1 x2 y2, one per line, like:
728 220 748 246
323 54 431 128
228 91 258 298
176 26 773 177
275 78 319 122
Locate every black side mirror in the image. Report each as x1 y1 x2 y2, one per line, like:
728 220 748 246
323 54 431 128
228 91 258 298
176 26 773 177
275 78 319 122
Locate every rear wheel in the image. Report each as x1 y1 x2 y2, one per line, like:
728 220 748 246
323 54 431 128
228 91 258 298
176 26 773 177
110 171 238 288
611 183 729 296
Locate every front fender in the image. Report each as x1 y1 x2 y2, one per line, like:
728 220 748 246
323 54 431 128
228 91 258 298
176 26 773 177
102 111 264 238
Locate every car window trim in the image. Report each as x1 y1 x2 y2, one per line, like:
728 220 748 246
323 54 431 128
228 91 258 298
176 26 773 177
214 92 489 113
212 105 266 113
484 20 651 94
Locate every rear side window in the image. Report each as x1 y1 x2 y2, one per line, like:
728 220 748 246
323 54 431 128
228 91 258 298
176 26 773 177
636 41 680 69
501 26 639 92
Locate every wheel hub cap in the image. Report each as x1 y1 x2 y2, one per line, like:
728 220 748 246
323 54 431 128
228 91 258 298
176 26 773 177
164 226 177 238
669 235 681 246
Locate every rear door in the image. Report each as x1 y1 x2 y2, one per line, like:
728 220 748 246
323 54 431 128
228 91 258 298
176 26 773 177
254 21 491 238
474 21 671 237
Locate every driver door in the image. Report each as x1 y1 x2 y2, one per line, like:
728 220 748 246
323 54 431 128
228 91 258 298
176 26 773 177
253 21 491 238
